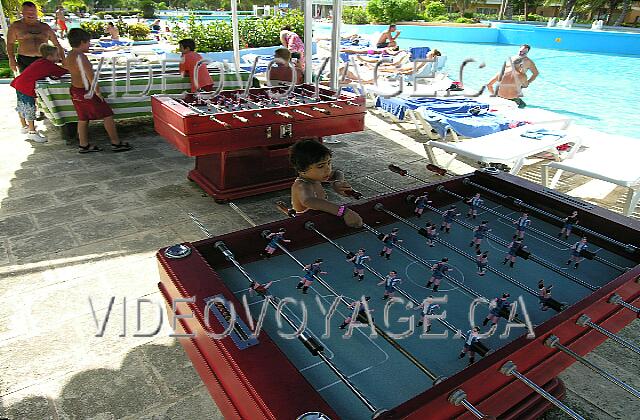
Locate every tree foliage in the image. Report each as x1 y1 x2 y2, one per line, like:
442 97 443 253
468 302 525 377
367 0 419 24
171 10 304 53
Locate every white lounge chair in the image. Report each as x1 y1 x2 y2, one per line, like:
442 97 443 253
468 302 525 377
542 147 640 217
425 123 581 175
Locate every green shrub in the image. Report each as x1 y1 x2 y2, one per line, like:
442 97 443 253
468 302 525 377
0 60 12 79
343 6 370 24
80 21 106 39
433 15 449 22
128 23 151 40
115 20 129 37
424 1 447 20
474 13 498 21
140 0 156 19
172 11 305 53
96 10 141 19
463 12 474 19
512 14 547 22
367 0 419 24
455 17 475 23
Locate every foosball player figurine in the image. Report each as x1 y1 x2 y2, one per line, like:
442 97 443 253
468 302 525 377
440 205 461 233
514 212 531 239
378 271 402 300
466 193 483 219
249 281 274 297
347 249 370 281
262 228 290 258
567 237 589 269
427 257 452 292
476 250 489 276
379 228 402 260
425 222 438 247
289 139 363 228
296 258 327 294
416 296 440 332
414 193 432 218
339 297 373 329
469 220 491 249
559 210 579 239
503 236 526 268
458 326 481 365
538 280 553 311
483 293 511 327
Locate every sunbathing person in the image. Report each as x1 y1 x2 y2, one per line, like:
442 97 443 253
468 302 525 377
340 45 401 55
355 49 409 67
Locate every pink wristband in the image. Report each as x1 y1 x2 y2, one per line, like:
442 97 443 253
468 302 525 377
337 205 347 217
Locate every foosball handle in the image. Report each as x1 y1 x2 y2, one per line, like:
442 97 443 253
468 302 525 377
388 164 408 176
344 189 363 200
426 163 448 176
276 201 297 218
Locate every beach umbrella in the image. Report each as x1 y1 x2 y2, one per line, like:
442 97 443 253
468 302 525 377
231 0 241 71
304 0 312 83
328 0 343 89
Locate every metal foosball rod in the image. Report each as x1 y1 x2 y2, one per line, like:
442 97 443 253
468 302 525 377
273 203 493 420
385 166 599 291
390 165 628 272
260 227 444 384
272 200 490 356
303 220 487 349
434 182 626 273
576 314 640 356
500 361 586 420
608 292 640 315
364 176 565 313
459 177 638 255
544 335 640 399
186 213 381 415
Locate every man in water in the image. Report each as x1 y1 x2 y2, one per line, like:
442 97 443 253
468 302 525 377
7 1 65 74
486 44 539 108
376 24 401 49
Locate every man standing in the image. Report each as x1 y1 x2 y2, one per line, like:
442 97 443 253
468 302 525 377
515 44 539 89
55 5 68 39
7 2 65 74
486 44 539 108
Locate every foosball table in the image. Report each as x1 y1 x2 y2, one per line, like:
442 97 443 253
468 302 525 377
157 168 640 419
151 84 366 202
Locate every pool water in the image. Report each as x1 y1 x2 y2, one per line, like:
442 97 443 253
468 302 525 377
321 21 640 139
392 39 640 139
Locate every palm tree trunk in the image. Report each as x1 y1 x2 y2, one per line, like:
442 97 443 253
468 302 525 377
564 0 576 19
614 0 631 26
524 0 528 21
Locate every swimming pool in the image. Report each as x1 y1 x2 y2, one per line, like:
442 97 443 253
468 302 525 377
396 38 640 139
318 23 640 139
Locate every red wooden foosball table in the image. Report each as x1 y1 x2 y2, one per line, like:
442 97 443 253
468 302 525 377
152 84 366 202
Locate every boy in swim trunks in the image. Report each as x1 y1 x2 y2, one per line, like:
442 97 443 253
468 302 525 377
63 28 132 153
289 139 363 228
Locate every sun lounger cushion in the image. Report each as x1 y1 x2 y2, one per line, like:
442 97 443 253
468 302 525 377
418 107 520 138
98 39 133 48
410 47 431 60
375 96 489 120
